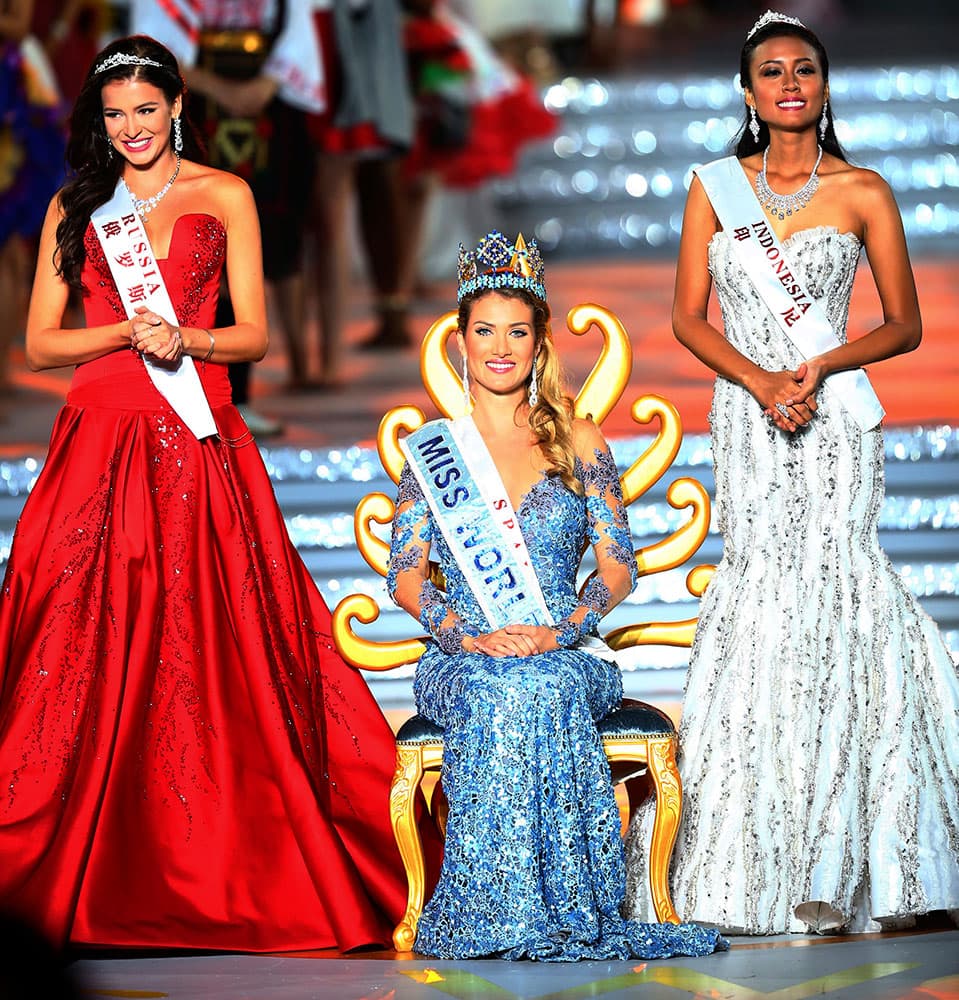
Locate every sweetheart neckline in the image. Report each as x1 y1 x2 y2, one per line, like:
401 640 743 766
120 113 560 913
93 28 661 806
515 474 552 518
710 225 861 252
153 213 225 262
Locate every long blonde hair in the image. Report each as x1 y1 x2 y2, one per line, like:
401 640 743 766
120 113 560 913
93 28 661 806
458 288 583 496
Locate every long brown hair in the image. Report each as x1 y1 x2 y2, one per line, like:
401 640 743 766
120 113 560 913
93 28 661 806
55 35 204 290
458 287 583 496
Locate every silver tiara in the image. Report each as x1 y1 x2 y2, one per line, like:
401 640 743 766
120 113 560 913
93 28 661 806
93 53 166 75
747 10 806 40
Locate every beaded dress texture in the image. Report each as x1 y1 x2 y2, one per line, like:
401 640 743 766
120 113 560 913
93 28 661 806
624 226 959 934
388 447 726 960
0 214 435 951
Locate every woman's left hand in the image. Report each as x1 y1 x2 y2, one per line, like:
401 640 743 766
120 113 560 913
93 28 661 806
130 306 182 363
503 624 559 654
784 358 826 405
471 625 559 657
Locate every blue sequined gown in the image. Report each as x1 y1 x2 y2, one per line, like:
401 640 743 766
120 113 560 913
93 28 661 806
388 441 725 960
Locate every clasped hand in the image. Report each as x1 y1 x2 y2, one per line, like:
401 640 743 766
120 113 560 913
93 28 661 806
754 361 822 432
466 624 560 658
130 306 182 363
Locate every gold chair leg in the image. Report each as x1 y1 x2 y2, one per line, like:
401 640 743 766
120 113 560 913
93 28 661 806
647 736 682 924
390 744 427 951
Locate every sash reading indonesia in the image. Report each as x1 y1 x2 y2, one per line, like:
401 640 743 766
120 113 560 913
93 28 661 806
695 156 884 433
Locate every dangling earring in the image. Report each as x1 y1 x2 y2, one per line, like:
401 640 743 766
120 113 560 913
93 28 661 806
461 355 471 412
528 354 539 407
173 116 184 154
749 105 760 142
819 99 828 141
103 134 114 158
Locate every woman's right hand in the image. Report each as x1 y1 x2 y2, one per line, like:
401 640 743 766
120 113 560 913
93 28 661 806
745 363 818 432
130 306 182 363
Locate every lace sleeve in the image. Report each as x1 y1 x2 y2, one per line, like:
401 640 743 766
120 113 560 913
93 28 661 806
552 439 638 648
387 464 479 655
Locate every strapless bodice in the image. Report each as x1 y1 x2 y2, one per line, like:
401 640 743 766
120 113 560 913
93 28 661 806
70 213 230 408
708 225 861 371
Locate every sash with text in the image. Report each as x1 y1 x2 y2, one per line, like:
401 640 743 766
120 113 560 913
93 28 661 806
400 416 553 632
91 183 217 440
696 156 884 432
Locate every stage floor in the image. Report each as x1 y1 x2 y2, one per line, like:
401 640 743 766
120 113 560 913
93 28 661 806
2 256 957 455
71 926 959 999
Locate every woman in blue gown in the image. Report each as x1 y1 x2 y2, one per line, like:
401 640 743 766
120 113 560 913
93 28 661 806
386 230 726 960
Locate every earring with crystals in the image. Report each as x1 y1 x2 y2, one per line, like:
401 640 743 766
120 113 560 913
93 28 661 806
461 355 471 412
528 355 539 407
173 116 184 153
749 105 760 142
819 99 829 141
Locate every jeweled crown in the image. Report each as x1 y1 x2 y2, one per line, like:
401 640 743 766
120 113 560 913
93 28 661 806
457 231 546 303
747 10 806 40
93 52 166 75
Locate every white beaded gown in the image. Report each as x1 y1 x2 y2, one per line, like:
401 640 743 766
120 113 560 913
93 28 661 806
624 226 959 934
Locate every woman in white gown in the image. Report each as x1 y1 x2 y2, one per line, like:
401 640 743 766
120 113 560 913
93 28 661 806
624 10 959 935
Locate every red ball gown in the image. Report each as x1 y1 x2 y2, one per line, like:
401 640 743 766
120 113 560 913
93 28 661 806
0 213 430 952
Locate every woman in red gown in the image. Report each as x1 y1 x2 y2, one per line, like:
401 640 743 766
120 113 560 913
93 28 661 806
0 34 430 953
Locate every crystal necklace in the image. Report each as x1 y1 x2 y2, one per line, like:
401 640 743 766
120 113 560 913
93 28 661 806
755 145 823 221
124 155 181 218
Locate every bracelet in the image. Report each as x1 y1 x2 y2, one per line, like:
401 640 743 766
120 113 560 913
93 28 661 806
201 329 215 363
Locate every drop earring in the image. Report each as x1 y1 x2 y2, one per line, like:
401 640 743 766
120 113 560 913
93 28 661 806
461 355 471 412
819 99 828 141
173 116 183 153
528 355 539 407
749 105 760 142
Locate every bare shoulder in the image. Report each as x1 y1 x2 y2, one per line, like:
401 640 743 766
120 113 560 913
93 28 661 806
571 416 608 460
178 161 255 219
45 189 67 223
826 161 893 206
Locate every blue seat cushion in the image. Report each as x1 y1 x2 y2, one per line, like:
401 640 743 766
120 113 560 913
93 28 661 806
395 713 444 746
598 698 675 739
395 697 674 746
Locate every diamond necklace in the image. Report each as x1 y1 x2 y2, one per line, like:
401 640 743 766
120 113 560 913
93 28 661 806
124 154 181 218
755 145 823 221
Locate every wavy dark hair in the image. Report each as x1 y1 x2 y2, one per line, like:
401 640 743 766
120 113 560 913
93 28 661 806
458 286 583 496
56 35 205 290
733 20 846 162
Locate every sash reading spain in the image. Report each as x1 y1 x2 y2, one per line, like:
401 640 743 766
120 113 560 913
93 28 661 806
400 418 552 631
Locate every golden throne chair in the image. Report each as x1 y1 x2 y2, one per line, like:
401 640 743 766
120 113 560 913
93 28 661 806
331 304 714 953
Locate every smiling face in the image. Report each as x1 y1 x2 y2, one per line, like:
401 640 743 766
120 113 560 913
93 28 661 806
745 34 826 134
457 291 538 402
101 77 181 165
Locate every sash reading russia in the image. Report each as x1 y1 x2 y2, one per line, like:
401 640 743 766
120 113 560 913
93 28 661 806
400 421 549 630
91 181 217 439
